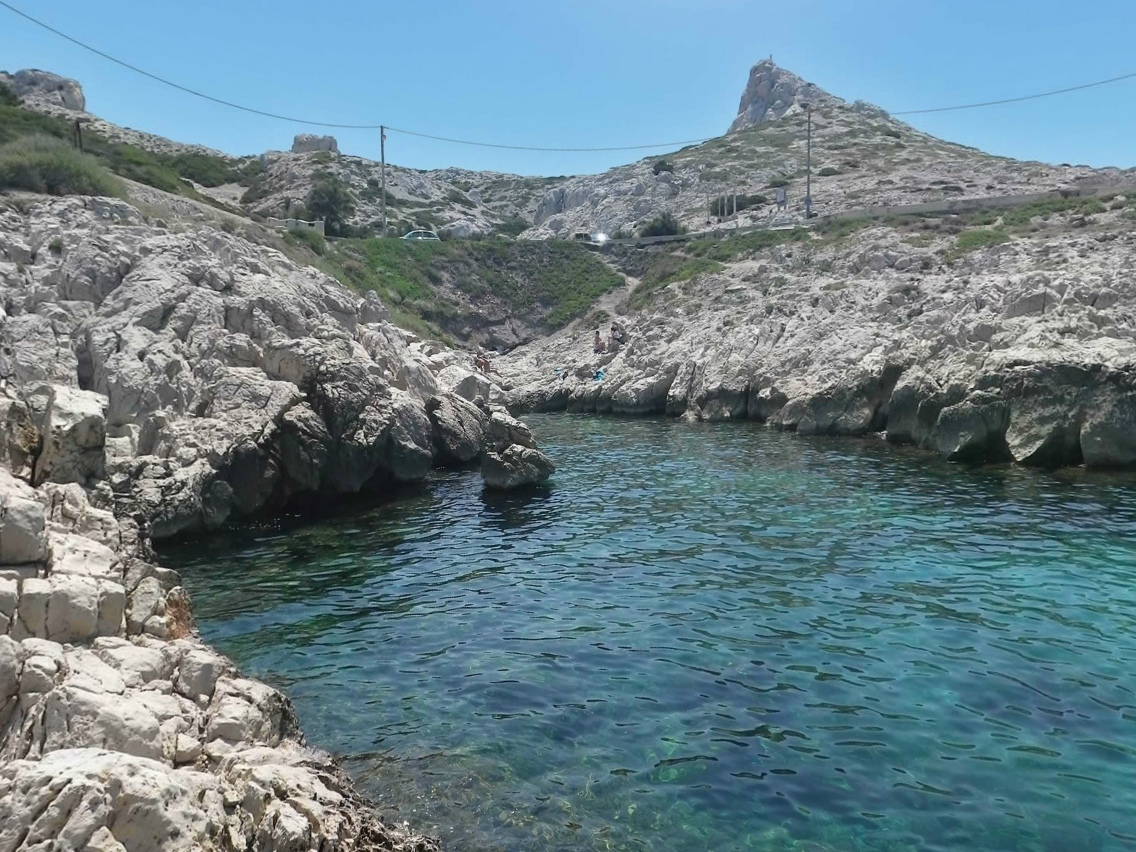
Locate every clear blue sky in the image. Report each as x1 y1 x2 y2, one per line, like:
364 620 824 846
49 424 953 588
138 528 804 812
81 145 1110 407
2 0 1135 176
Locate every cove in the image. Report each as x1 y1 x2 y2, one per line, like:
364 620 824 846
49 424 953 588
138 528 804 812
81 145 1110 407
163 415 1136 852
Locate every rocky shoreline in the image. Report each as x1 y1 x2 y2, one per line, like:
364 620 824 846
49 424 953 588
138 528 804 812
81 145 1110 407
0 193 553 850
499 212 1136 470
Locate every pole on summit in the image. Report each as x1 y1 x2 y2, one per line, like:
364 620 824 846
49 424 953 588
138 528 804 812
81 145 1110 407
380 125 388 237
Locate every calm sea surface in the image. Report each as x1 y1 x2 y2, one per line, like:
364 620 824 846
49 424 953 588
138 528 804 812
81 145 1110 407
165 415 1136 852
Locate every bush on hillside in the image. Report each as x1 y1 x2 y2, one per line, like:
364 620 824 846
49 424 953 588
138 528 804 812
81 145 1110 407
818 166 839 177
0 135 124 197
0 82 20 108
284 226 326 255
652 160 675 176
307 175 356 236
639 211 686 238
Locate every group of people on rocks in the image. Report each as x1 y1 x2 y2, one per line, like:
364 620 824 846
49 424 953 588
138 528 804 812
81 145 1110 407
594 321 628 354
474 353 496 374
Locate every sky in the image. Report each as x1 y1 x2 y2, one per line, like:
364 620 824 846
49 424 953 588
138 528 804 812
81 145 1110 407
2 0 1135 176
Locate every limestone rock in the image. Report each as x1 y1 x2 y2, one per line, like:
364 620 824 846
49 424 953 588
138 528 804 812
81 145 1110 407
481 445 555 490
1 69 86 111
291 134 338 154
932 391 1011 463
0 469 47 565
728 59 841 134
31 384 107 487
426 395 487 465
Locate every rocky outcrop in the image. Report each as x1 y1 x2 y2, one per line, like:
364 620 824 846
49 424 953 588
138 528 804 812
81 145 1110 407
0 195 547 537
291 134 338 155
0 69 86 111
501 209 1136 471
480 408 555 488
727 59 840 134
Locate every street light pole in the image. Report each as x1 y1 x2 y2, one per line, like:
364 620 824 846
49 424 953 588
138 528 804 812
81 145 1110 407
804 103 812 219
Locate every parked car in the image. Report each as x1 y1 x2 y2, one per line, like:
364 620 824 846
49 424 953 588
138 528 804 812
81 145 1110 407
401 229 440 241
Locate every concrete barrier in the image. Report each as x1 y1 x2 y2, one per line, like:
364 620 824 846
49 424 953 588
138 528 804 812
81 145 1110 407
267 217 325 236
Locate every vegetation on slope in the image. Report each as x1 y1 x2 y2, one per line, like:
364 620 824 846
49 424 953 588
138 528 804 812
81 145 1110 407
0 81 252 200
321 236 625 338
0 135 124 197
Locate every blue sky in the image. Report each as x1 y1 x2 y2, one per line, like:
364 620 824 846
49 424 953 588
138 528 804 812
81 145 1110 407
2 0 1135 176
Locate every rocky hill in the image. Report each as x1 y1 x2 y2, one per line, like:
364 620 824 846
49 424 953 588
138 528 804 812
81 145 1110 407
7 63 1129 245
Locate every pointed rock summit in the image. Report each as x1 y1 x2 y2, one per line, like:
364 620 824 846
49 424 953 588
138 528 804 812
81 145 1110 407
727 59 840 133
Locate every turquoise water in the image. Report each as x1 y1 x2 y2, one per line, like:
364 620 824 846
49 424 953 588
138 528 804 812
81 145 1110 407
165 416 1136 852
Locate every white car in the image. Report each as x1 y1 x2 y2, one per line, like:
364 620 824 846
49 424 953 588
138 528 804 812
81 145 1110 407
401 230 440 241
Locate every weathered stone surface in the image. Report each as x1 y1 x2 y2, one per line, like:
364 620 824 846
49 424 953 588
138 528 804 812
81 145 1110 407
291 134 338 154
32 385 108 486
1 69 86 111
482 445 556 490
426 395 487 465
0 469 47 565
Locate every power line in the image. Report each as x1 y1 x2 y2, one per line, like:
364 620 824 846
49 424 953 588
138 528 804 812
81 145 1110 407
0 0 709 152
892 70 1136 115
3 0 1134 150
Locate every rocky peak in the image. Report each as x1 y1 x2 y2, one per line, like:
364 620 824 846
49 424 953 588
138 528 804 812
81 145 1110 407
0 68 86 112
292 134 339 154
727 59 839 133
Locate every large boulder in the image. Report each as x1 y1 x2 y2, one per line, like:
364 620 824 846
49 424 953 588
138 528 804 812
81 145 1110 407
481 445 555 490
0 469 47 565
426 395 487 465
31 385 107 487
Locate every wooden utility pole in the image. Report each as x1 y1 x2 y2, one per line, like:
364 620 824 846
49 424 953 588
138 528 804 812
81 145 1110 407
380 126 387 237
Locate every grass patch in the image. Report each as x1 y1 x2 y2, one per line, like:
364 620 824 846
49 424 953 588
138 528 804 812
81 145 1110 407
283 227 326 255
0 135 124 197
686 226 811 263
947 228 1009 260
629 254 723 308
322 237 625 334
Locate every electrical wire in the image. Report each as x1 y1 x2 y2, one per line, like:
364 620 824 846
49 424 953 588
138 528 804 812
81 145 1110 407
3 0 1134 149
891 70 1136 115
0 0 710 151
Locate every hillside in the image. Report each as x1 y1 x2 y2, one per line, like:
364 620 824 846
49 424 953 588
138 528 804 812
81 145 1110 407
6 62 1130 245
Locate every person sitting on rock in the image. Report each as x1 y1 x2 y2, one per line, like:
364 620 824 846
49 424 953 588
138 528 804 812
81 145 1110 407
609 321 626 351
475 354 492 374
593 330 606 354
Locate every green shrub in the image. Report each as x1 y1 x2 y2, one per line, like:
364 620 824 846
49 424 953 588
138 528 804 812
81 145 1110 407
166 152 234 187
767 177 790 188
0 135 124 197
882 128 902 139
639 211 685 238
818 166 839 177
48 236 63 254
950 228 1009 258
0 82 20 108
284 227 327 255
652 160 675 175
495 216 530 238
307 175 356 236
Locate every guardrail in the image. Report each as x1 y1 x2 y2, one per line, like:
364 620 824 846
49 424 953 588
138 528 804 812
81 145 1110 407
599 180 1136 249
